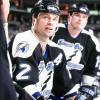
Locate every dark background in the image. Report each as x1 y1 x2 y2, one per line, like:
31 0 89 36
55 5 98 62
8 0 100 40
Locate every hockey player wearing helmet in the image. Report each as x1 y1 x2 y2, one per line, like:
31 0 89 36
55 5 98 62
53 3 98 100
8 0 74 100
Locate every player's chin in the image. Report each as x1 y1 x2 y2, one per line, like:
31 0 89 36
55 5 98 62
77 26 84 30
80 25 86 29
46 32 54 37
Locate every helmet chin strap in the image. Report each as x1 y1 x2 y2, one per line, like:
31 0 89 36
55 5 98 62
51 26 59 40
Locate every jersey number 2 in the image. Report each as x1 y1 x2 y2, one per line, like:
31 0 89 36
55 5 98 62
16 64 31 80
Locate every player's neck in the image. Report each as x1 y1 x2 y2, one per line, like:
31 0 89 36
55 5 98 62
40 42 47 56
31 28 48 52
68 26 81 38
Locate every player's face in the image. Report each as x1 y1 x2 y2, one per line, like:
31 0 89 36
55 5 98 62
69 12 89 30
33 12 59 41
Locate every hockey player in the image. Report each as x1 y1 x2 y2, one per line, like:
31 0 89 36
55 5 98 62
8 0 73 100
53 3 98 100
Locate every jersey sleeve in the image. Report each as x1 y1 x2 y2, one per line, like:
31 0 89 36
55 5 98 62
8 33 43 97
84 37 97 74
82 36 98 85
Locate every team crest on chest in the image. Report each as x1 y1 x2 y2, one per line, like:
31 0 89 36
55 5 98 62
38 61 45 74
46 61 54 71
38 61 54 74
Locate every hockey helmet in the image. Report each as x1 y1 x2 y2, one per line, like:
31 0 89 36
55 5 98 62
31 0 60 17
68 3 90 15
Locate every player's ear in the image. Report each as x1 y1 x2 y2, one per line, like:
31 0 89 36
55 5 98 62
32 15 36 26
68 14 72 25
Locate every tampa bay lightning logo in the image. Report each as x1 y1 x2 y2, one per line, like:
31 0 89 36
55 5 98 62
16 41 29 53
46 61 54 71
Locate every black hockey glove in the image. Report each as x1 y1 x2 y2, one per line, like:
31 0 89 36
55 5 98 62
75 85 95 100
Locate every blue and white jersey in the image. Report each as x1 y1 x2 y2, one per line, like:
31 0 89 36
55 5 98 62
9 30 73 98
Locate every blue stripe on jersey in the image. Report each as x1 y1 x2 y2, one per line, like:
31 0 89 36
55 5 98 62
32 92 41 99
43 50 48 59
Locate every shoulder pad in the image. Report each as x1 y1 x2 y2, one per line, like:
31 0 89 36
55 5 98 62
12 30 39 58
82 29 90 35
82 29 100 52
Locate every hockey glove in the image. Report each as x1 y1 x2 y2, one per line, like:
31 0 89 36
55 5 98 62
75 85 95 100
